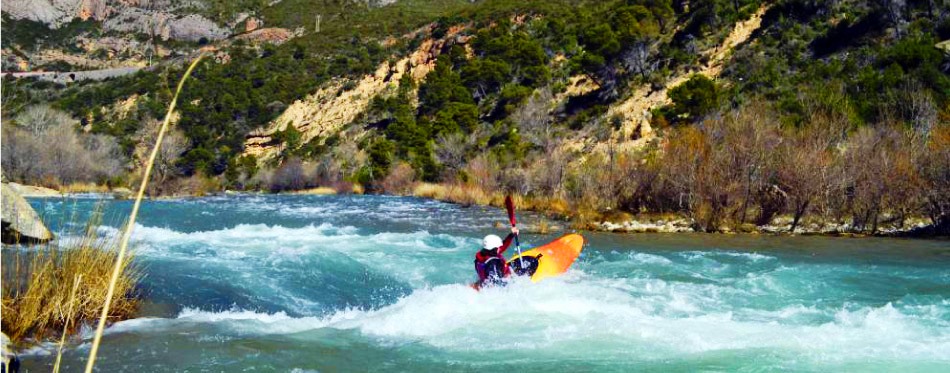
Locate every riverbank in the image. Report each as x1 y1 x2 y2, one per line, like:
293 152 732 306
13 181 948 238
404 183 945 238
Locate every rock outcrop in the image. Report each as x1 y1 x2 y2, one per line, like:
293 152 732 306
1 183 53 244
5 183 61 198
234 28 294 45
599 4 770 153
103 9 229 42
2 0 84 28
243 28 466 162
4 0 229 42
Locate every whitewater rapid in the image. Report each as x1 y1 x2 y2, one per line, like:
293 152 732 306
17 194 950 372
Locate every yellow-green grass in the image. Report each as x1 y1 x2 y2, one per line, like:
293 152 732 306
2 223 141 344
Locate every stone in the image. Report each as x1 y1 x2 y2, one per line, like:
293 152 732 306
6 182 61 198
112 187 133 200
2 183 53 244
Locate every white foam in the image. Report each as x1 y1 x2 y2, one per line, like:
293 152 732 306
90 277 950 365
630 252 674 265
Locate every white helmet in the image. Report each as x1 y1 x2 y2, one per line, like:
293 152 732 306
482 234 503 250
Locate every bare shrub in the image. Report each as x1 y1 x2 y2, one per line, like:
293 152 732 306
1 120 126 187
135 119 188 184
565 150 632 213
270 157 309 192
312 152 343 186
14 105 76 134
919 124 950 232
621 41 656 78
380 162 416 194
332 137 367 181
1 123 41 181
513 87 557 153
776 127 835 232
527 147 570 197
464 153 499 191
434 131 468 177
614 147 661 213
720 103 782 225
500 166 533 196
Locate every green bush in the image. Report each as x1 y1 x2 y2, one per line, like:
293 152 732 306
669 75 720 121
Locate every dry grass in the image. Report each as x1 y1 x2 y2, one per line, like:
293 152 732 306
58 182 110 194
1 218 141 344
412 183 581 227
292 187 338 195
412 182 498 207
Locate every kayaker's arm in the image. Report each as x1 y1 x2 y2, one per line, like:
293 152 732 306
498 227 519 255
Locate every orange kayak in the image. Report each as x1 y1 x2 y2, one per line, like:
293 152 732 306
508 234 585 282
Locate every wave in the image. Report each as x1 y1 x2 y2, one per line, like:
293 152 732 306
93 222 476 295
93 278 950 364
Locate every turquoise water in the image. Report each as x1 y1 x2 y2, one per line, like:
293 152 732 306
13 194 950 372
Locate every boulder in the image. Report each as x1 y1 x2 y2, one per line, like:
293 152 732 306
2 183 53 244
6 182 61 198
112 187 133 200
2 331 20 373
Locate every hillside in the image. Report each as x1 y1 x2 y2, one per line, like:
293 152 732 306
2 0 949 235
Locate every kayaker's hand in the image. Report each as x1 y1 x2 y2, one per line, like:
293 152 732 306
511 227 519 235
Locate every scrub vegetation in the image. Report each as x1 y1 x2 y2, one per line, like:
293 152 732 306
1 214 141 343
2 0 948 234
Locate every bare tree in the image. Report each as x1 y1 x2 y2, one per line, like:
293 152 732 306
777 129 833 232
2 120 125 186
513 87 557 153
380 162 416 194
903 81 938 139
14 105 76 134
621 41 656 79
1 124 40 181
434 131 468 174
918 124 950 233
331 136 366 181
270 157 308 192
136 119 188 184
720 103 782 225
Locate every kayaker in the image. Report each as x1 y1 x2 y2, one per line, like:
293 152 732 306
474 226 518 288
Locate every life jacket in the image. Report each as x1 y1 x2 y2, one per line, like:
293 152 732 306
482 257 506 284
475 248 510 284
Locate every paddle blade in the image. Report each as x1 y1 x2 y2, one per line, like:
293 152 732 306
505 195 517 226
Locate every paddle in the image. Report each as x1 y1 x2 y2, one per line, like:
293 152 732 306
505 195 525 270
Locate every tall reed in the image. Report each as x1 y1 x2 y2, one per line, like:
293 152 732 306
1 213 140 344
84 52 206 372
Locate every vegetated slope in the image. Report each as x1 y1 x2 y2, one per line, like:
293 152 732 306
2 0 949 234
602 4 771 152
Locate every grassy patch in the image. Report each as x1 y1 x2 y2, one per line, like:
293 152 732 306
1 215 141 344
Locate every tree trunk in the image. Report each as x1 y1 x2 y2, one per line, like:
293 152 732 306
790 200 809 234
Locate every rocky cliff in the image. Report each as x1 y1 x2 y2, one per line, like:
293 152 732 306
4 0 230 42
243 27 467 162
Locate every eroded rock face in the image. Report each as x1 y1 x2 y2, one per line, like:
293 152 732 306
243 28 466 162
102 8 229 42
234 27 293 45
4 0 229 42
1 183 53 244
3 0 78 27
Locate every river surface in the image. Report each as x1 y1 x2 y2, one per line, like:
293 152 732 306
13 194 950 372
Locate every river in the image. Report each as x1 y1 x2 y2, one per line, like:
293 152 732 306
15 194 950 372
